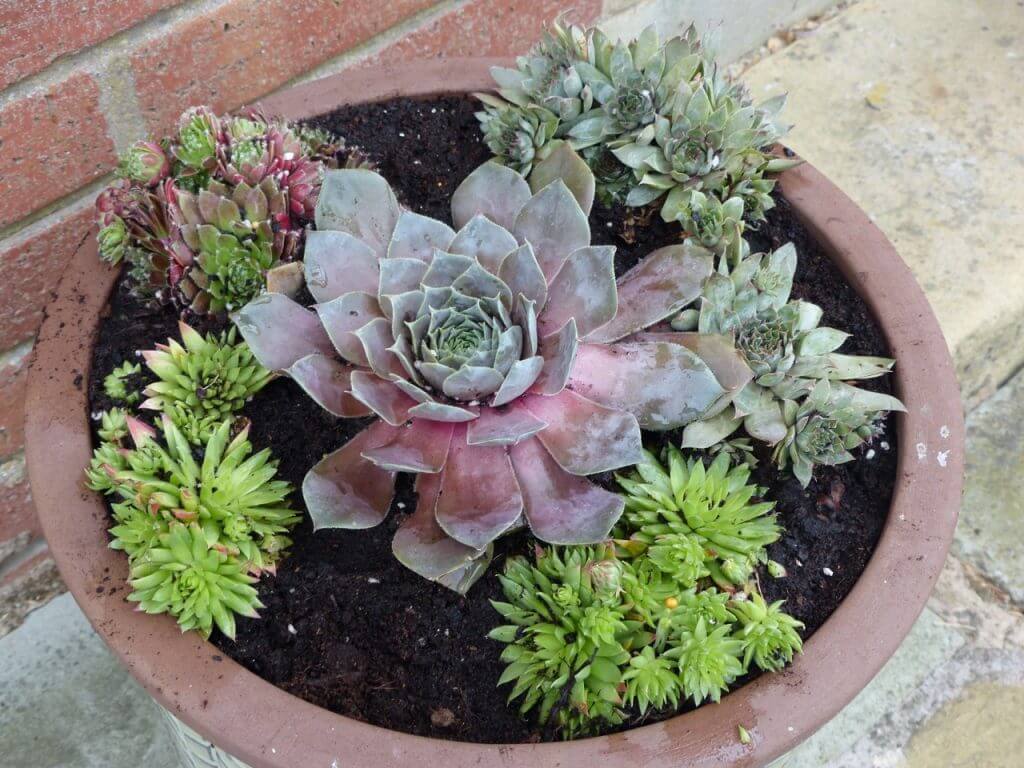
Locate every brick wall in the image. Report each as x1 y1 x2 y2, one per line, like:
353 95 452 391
0 0 624 585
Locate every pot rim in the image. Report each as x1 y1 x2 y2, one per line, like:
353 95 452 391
24 57 963 768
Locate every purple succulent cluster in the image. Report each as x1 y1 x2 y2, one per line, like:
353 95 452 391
235 155 753 592
95 106 346 314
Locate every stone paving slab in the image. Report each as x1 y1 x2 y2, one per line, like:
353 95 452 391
954 368 1024 604
743 0 1024 407
770 608 966 767
0 593 177 768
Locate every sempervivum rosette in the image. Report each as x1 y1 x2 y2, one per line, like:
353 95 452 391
234 156 752 593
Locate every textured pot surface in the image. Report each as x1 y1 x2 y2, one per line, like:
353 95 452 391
25 58 963 768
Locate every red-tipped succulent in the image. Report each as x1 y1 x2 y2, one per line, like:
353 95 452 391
234 153 751 593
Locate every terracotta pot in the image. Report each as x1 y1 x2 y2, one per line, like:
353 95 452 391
24 58 963 768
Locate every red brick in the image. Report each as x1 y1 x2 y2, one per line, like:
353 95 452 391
131 0 438 134
0 455 36 544
0 74 117 228
0 0 184 89
0 203 95 347
0 344 31 461
362 0 602 65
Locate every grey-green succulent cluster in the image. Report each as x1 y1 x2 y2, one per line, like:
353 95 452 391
140 321 273 444
86 414 299 638
490 523 801 737
673 242 905 486
479 18 798 218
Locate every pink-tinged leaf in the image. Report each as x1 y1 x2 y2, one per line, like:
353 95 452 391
509 437 624 544
466 404 547 446
315 291 383 367
407 401 479 422
530 319 578 396
362 419 454 472
435 428 524 549
303 230 380 303
449 214 518 273
529 141 596 215
387 210 455 262
392 377 435 403
452 162 532 230
354 317 404 378
491 356 545 407
315 169 400 258
349 370 416 426
422 252 475 288
126 416 156 448
498 242 547 312
521 390 642 475
379 258 429 300
512 180 590 281
265 262 305 299
442 366 505 401
392 471 486 585
436 554 492 595
585 243 713 343
302 421 397 530
538 246 617 338
568 341 726 430
633 331 753 417
233 293 333 371
286 354 371 418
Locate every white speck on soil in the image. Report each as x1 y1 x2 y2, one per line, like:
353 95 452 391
397 502 406 509
823 567 834 576
880 441 890 450
937 450 950 467
287 623 297 635
866 449 876 459
368 577 380 584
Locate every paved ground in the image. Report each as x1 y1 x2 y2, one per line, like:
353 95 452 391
3 1 1024 766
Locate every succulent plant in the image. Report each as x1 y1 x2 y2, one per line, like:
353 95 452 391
128 521 262 640
139 321 273 444
97 213 129 264
168 179 286 313
87 416 298 577
489 538 803 736
675 243 905 485
233 155 752 592
616 447 779 589
673 190 748 263
612 66 799 223
622 645 681 714
663 617 744 705
96 407 130 443
475 101 560 176
729 591 803 672
119 141 171 187
174 106 221 172
95 105 356 316
487 15 592 123
103 360 142 405
489 546 636 737
481 19 797 221
772 379 892 487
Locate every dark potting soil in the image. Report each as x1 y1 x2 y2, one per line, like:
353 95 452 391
87 95 897 743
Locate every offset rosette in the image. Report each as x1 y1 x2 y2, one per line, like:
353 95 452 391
234 157 750 593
